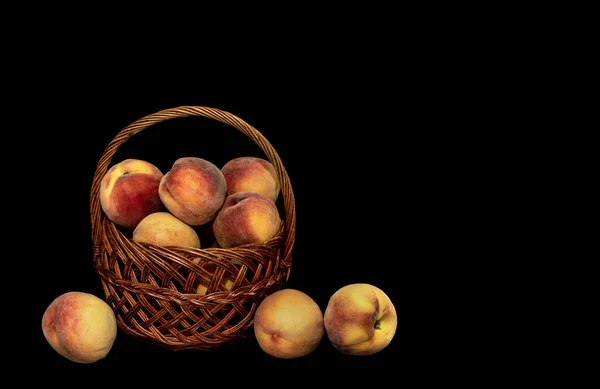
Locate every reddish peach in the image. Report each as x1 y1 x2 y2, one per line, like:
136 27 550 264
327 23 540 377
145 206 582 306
99 158 164 229
159 157 227 226
41 291 117 363
212 191 282 249
221 156 281 203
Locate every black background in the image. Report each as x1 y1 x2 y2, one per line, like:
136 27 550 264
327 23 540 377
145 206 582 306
4 8 535 380
25 75 452 372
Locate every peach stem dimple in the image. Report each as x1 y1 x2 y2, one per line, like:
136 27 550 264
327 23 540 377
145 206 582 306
374 320 381 330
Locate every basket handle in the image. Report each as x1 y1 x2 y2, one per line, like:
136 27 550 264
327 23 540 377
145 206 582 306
90 106 296 268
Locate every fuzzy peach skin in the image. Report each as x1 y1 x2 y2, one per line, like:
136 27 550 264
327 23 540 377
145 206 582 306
212 191 282 249
41 291 117 364
99 158 164 229
159 157 227 226
254 289 324 359
133 211 201 248
221 156 281 203
324 283 397 356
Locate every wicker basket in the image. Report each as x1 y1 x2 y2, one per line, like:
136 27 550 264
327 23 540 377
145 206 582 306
90 106 296 351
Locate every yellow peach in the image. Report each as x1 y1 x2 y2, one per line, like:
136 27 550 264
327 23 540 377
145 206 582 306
133 211 201 248
253 289 324 359
324 283 397 356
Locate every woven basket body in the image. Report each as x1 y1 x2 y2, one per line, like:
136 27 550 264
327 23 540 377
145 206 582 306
90 106 295 351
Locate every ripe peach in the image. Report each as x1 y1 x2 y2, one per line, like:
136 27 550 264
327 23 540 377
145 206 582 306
324 283 397 356
99 158 165 229
212 191 282 249
221 156 281 203
133 211 201 248
41 291 117 364
159 157 227 226
254 289 324 359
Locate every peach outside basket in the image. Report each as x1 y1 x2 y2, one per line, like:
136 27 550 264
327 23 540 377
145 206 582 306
90 106 296 351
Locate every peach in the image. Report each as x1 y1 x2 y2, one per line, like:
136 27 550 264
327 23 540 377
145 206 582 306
159 157 227 226
212 191 282 249
99 158 165 229
41 291 117 364
324 283 397 356
253 289 324 359
133 211 201 248
221 156 281 203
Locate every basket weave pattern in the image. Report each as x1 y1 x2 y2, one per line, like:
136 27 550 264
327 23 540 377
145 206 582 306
90 106 296 351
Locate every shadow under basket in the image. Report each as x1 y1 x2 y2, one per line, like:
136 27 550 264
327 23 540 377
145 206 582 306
90 106 296 351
